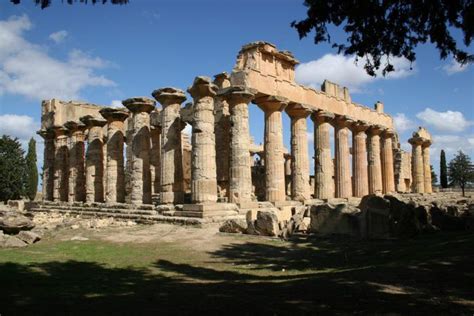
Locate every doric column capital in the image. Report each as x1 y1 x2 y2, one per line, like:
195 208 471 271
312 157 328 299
213 72 231 89
218 85 256 105
254 95 288 112
285 102 311 118
367 124 384 136
64 121 87 138
53 126 68 137
37 128 55 139
310 110 335 124
334 114 355 128
408 136 426 146
381 128 395 138
422 139 432 147
99 108 129 122
80 115 107 128
122 97 156 113
187 76 218 99
152 87 187 107
351 120 370 133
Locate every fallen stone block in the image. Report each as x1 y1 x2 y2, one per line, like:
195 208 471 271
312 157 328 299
219 218 247 234
17 231 41 244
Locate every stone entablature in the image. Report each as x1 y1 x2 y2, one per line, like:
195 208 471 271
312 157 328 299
37 41 432 220
231 41 393 128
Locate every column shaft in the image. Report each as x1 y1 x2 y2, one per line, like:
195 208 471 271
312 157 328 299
335 117 353 198
312 112 335 199
352 123 369 197
411 142 424 193
150 126 161 197
85 125 105 203
220 87 254 205
65 122 86 203
188 77 218 204
153 88 186 204
53 128 69 202
423 145 432 193
38 130 55 201
123 98 155 205
368 127 383 194
381 131 395 194
286 104 311 201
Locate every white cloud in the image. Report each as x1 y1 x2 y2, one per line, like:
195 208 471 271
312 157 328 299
430 134 474 159
110 100 123 108
0 15 116 101
295 54 415 93
416 108 472 132
393 113 415 132
442 59 470 75
49 30 67 43
0 114 39 141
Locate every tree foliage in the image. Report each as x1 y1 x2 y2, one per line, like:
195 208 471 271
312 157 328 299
430 165 438 186
292 0 473 76
440 149 448 188
448 150 474 196
25 138 38 201
0 135 27 202
10 0 128 9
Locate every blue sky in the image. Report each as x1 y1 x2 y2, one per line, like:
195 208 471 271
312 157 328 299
0 0 473 182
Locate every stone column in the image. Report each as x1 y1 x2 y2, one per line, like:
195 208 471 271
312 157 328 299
187 76 218 204
423 141 432 193
255 95 288 203
150 125 161 198
381 128 396 194
351 121 369 197
64 121 86 203
311 111 335 200
99 108 129 203
214 72 231 199
285 103 311 202
123 97 155 205
367 125 383 194
53 127 69 202
37 129 55 201
219 86 255 205
80 115 106 203
334 115 354 198
408 137 425 193
152 87 187 204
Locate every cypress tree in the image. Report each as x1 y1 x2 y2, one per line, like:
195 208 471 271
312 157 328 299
0 135 27 201
25 137 38 200
440 150 448 188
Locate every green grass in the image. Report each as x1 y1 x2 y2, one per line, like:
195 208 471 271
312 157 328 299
1 230 473 315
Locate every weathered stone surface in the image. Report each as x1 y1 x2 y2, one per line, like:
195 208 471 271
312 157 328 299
254 209 280 236
309 203 362 237
2 235 28 248
219 218 247 233
0 211 35 234
17 230 41 244
7 200 25 212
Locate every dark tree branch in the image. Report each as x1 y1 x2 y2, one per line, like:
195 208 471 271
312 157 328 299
292 0 473 76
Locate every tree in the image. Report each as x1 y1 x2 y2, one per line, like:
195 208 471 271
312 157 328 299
0 135 27 202
440 149 448 188
430 165 438 186
448 150 474 197
10 0 128 9
25 138 38 201
292 1 473 76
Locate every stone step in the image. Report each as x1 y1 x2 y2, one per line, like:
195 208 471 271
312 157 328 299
29 205 157 216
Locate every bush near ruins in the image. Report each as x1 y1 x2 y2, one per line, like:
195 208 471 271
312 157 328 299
0 135 27 202
448 150 474 197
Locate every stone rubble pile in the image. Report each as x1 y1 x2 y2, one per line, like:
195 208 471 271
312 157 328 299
0 208 39 248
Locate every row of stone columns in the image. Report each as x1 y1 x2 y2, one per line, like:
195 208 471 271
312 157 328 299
39 84 400 207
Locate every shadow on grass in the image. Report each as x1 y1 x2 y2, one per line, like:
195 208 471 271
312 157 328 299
1 232 473 315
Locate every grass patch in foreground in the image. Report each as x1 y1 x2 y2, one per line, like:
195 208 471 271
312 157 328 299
0 231 473 315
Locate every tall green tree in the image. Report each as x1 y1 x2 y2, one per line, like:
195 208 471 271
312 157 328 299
448 151 474 197
440 150 448 188
25 138 38 200
292 1 473 76
0 135 27 202
430 165 438 186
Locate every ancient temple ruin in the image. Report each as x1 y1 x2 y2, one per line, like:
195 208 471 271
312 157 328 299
36 42 433 223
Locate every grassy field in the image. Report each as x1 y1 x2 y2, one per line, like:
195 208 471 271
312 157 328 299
0 225 473 315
